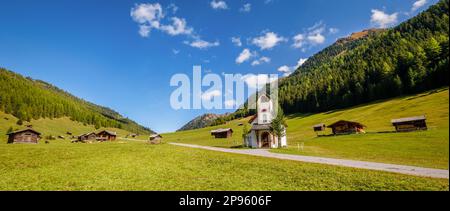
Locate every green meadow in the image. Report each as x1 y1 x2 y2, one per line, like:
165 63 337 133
0 141 447 191
164 88 449 169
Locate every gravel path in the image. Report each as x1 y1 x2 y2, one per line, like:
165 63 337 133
170 143 449 179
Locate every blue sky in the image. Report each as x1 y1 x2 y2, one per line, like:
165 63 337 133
0 0 437 133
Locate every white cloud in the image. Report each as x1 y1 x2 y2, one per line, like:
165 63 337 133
131 3 194 38
240 3 252 12
292 22 327 49
131 3 219 51
211 0 228 10
298 58 308 67
252 32 287 50
138 25 152 37
412 0 428 12
231 37 242 47
185 39 220 49
251 57 271 66
160 17 193 36
241 74 278 89
202 90 222 101
131 3 164 25
172 49 180 55
131 3 164 37
292 34 305 48
308 33 325 44
278 58 308 77
236 48 254 64
370 9 398 28
329 27 339 34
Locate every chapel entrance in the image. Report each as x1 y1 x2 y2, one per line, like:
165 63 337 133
261 132 271 148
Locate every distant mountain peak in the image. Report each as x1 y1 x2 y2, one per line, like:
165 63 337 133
177 113 228 132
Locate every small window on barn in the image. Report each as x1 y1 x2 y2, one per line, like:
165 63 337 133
24 133 32 136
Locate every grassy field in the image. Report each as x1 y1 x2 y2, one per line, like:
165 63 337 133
163 88 449 169
0 141 447 191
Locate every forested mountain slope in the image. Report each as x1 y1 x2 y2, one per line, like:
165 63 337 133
278 0 449 114
0 68 153 134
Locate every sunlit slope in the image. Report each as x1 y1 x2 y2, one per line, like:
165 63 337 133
165 88 449 169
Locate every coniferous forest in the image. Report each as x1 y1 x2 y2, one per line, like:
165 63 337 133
0 68 153 134
278 0 449 114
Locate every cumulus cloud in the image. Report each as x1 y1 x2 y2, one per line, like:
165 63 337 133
231 37 242 47
240 3 252 12
252 32 287 50
185 39 220 49
412 0 428 12
236 49 254 64
131 3 219 50
131 3 164 37
308 33 325 45
138 25 152 37
292 22 327 50
251 57 271 66
131 3 164 24
160 17 193 36
329 27 339 34
278 58 308 77
370 9 398 28
211 0 228 10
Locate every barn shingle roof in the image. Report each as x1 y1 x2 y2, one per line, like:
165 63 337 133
7 129 41 136
211 128 233 134
391 115 426 124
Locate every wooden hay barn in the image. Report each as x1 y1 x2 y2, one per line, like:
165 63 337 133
313 123 326 132
78 132 97 142
149 134 163 144
328 120 366 135
96 130 117 141
211 128 233 139
150 134 162 141
7 129 41 144
391 115 427 132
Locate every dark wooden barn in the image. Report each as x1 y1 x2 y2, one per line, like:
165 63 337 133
391 115 427 132
327 120 366 135
78 132 97 142
150 134 162 141
7 129 41 144
96 130 117 141
149 134 163 144
211 128 233 139
313 123 326 132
